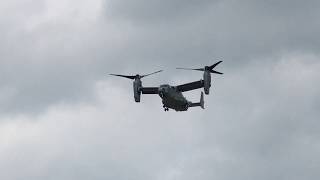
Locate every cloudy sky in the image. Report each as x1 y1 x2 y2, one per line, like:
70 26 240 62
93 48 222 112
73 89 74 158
1 0 320 179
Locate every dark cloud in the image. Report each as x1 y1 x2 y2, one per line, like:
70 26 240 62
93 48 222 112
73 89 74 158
104 0 320 70
106 0 218 22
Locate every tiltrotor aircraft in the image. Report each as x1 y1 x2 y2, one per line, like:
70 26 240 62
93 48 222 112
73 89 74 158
110 61 223 111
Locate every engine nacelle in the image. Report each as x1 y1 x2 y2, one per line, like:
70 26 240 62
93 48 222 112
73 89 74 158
133 79 142 102
203 71 211 95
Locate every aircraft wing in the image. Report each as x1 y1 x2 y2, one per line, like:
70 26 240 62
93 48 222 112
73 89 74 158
176 80 204 92
141 87 159 94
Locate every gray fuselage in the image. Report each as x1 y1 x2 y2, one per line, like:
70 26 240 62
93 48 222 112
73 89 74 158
158 84 189 111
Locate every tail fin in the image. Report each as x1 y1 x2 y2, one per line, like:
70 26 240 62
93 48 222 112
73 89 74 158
200 91 204 109
188 92 205 109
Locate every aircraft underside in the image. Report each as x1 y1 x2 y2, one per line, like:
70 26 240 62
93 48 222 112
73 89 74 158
161 91 204 112
162 98 188 111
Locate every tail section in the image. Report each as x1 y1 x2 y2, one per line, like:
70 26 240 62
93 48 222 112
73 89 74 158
188 92 205 109
200 91 204 109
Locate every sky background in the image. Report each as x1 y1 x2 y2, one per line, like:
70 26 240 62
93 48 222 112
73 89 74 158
0 0 320 179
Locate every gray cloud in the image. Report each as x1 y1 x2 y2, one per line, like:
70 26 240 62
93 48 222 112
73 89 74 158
0 55 319 180
1 0 320 113
106 0 217 22
0 0 320 179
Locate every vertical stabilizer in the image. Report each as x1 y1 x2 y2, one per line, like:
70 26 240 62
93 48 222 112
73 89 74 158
200 91 204 109
188 92 205 109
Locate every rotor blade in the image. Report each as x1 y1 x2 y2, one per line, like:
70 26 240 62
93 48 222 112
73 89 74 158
176 68 205 71
109 74 136 79
209 70 223 74
141 70 163 78
209 61 223 70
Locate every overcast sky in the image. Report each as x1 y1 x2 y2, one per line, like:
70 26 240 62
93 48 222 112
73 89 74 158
0 0 320 179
